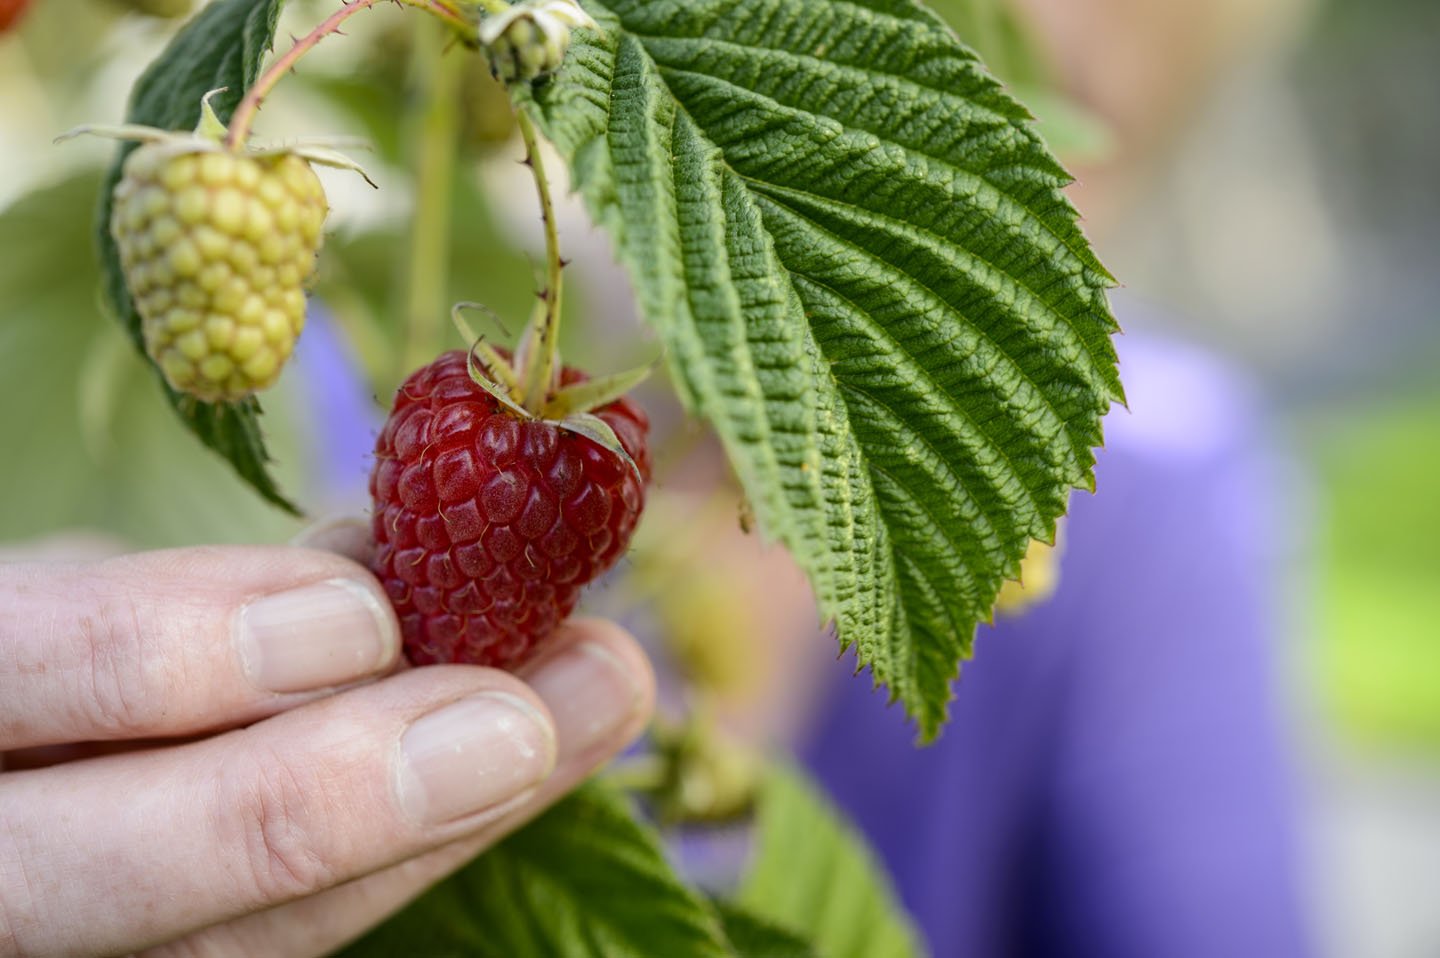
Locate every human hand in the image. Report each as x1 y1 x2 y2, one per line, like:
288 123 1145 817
0 533 654 957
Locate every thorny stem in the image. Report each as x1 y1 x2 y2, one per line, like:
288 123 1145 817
225 0 478 150
515 107 565 414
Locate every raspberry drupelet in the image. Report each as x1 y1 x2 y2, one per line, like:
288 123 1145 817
370 350 651 670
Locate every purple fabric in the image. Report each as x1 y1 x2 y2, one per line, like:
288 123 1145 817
798 334 1312 957
292 303 383 513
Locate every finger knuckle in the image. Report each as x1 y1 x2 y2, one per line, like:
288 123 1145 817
214 748 341 904
74 588 164 739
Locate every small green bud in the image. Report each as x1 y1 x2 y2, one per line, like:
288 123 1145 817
479 0 598 84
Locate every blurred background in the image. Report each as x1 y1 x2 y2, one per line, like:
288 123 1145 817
1 0 1436 954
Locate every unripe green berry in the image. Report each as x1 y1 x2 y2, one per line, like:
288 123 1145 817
111 143 327 401
479 0 598 85
487 14 570 83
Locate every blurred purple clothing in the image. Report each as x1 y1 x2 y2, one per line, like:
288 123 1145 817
798 334 1312 957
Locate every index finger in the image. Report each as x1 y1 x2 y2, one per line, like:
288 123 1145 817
0 545 400 751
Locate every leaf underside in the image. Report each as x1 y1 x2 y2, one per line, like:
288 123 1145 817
96 0 297 513
524 0 1122 738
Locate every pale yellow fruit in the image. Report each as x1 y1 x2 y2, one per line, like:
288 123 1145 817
112 143 327 401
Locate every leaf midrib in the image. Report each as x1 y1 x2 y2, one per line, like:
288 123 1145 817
796 263 1052 540
778 219 1085 515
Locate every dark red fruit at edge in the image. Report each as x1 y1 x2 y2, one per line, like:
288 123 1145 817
0 0 34 32
370 350 650 669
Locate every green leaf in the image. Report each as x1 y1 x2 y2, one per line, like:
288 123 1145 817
923 0 1115 163
925 0 1046 86
95 0 298 513
739 767 923 958
338 783 734 958
712 901 819 958
523 0 1122 737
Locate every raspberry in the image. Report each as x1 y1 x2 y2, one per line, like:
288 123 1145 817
369 350 650 670
111 143 327 401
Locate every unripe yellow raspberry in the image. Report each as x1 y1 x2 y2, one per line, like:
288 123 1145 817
111 143 327 401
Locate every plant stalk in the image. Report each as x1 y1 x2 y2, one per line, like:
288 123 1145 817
399 20 464 379
514 107 564 413
225 0 477 149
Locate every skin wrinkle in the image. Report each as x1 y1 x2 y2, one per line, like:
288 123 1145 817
221 745 342 908
78 580 166 741
0 802 36 958
0 544 650 953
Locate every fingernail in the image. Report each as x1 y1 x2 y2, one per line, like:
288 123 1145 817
525 640 644 757
396 692 556 825
237 578 398 694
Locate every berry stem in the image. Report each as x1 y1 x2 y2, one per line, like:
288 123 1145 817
225 0 478 150
515 107 564 414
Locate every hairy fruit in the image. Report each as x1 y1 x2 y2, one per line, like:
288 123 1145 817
370 350 650 670
111 142 327 401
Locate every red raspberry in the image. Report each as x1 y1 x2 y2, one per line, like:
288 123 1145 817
369 350 650 670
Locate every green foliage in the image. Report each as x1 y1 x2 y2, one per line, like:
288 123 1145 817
1308 390 1440 751
339 783 748 957
94 0 297 513
928 0 1043 84
523 0 1122 737
739 766 922 958
333 768 919 958
0 173 303 546
923 0 1113 163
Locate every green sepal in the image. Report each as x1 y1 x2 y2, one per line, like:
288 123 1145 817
555 412 645 485
544 360 654 419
